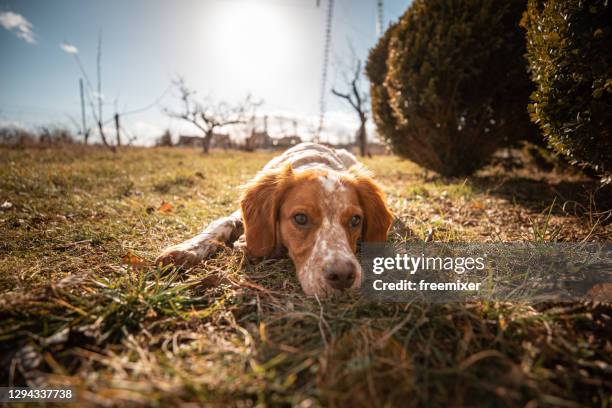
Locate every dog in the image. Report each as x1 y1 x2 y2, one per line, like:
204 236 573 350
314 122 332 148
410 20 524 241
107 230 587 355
156 142 393 297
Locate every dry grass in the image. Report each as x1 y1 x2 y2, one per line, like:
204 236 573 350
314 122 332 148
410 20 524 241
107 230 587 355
0 146 610 407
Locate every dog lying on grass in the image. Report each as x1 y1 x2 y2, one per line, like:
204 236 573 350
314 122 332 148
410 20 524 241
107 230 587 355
156 142 392 297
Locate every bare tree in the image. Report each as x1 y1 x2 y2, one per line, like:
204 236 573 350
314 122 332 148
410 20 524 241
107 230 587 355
166 77 261 153
332 59 369 157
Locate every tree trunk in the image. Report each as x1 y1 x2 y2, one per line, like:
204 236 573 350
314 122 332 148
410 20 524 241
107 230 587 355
358 118 367 157
203 130 213 154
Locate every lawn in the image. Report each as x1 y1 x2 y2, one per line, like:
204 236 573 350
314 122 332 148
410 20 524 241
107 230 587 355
0 146 610 406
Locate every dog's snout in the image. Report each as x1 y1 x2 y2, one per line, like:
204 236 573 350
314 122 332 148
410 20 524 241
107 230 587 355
324 259 356 290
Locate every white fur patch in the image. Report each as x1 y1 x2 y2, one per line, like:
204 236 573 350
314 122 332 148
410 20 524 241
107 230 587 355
297 191 362 295
159 211 241 265
318 174 339 193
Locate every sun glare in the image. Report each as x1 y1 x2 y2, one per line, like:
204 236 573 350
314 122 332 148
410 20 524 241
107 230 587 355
205 1 297 94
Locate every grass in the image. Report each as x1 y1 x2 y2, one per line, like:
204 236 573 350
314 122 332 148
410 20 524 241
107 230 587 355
0 145 610 407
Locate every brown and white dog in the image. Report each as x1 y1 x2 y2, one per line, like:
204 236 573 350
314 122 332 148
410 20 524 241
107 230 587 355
156 142 393 297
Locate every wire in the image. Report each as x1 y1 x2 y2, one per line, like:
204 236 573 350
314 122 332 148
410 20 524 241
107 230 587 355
118 84 172 117
99 85 172 126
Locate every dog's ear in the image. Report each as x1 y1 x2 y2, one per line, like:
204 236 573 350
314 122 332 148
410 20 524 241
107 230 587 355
240 164 293 258
349 167 393 242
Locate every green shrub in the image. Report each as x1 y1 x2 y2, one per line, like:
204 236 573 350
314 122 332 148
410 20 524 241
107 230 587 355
366 23 401 154
522 0 612 179
367 0 537 177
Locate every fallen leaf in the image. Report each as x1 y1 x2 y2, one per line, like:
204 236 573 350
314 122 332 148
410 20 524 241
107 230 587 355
1 201 13 210
122 251 147 268
470 200 485 211
158 202 173 213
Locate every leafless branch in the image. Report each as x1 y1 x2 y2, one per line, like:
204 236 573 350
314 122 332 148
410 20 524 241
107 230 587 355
331 58 369 156
165 77 262 153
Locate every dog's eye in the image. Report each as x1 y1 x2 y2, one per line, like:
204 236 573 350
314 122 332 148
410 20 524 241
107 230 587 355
349 215 362 228
293 213 308 226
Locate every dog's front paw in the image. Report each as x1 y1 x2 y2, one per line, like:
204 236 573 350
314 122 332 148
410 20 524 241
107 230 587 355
233 234 247 252
155 240 219 269
155 245 202 269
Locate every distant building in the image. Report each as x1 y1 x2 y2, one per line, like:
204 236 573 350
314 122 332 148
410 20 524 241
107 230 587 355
211 133 232 149
245 115 277 151
177 133 232 149
272 135 302 149
246 131 272 150
177 135 203 147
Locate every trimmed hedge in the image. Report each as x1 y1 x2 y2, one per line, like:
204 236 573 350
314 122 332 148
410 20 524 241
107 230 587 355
367 0 538 177
522 0 612 178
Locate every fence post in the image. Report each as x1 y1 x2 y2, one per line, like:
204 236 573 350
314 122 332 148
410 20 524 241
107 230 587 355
114 113 121 147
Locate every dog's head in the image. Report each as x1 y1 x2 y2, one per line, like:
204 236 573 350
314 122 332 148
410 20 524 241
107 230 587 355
240 164 392 297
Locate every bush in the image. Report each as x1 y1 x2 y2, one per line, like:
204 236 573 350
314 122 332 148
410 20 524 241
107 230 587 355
366 0 538 177
366 23 401 153
0 125 77 146
522 0 612 179
38 126 76 145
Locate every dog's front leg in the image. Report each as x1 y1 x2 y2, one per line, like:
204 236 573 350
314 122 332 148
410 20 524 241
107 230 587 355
155 210 243 268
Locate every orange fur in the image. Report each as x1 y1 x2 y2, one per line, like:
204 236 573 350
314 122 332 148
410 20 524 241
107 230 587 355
241 164 392 262
240 164 294 258
345 167 393 242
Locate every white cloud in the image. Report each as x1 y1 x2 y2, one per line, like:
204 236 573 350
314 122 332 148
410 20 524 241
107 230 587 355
0 11 36 44
60 42 78 54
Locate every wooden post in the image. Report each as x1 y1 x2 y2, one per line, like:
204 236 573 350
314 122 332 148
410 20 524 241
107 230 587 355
114 113 121 147
79 78 88 144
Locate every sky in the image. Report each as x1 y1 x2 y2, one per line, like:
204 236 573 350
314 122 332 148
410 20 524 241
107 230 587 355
0 0 411 145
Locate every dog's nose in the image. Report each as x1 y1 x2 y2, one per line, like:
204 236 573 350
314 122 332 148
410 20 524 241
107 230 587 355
324 259 356 290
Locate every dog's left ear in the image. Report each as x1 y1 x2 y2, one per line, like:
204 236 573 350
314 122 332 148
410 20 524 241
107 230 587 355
349 167 393 242
240 164 293 258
